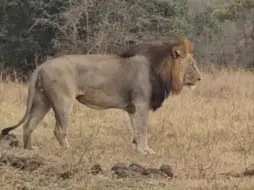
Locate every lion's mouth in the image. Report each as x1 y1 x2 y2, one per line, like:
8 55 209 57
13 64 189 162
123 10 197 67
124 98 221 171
186 82 193 86
185 82 196 90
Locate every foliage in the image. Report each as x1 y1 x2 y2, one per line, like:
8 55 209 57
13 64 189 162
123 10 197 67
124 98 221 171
0 0 69 74
193 7 222 35
1 0 254 77
213 0 254 21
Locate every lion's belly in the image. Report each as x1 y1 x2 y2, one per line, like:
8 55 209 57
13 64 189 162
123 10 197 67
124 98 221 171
75 88 128 110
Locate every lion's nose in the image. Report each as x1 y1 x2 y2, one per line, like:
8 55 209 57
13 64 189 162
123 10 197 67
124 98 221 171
198 77 201 81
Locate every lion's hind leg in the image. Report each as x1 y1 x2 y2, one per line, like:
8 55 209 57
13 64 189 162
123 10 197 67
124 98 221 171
50 96 73 149
23 90 51 149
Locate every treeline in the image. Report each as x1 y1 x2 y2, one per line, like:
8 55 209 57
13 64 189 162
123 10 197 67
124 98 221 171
0 0 254 79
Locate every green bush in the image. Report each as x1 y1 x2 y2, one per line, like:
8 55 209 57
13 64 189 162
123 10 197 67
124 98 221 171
0 0 69 75
2 0 254 78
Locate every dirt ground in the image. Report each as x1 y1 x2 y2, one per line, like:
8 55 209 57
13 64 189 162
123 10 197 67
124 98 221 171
1 70 254 190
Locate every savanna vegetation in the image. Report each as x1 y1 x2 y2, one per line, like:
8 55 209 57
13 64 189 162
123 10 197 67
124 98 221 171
1 0 254 189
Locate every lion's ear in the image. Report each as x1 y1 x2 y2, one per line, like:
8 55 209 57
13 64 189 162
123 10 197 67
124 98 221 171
172 45 186 59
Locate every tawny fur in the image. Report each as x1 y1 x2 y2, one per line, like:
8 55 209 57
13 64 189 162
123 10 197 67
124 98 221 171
1 36 201 155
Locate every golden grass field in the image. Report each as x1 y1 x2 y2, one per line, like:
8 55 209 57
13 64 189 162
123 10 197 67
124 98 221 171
0 69 254 190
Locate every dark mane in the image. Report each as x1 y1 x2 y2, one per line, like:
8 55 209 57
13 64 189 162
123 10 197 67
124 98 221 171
119 37 192 65
118 39 186 111
149 67 171 111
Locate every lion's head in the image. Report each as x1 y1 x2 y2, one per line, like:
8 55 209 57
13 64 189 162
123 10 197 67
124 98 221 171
119 36 201 111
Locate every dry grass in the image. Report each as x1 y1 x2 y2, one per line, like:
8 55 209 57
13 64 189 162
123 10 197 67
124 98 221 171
0 69 254 190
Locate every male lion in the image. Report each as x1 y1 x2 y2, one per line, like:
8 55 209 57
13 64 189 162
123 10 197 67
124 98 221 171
1 36 201 155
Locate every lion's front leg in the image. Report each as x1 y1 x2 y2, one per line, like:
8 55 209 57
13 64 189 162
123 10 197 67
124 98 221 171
128 103 155 155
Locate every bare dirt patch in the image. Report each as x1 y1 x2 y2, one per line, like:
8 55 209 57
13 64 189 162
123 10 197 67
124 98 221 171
57 162 173 181
220 166 254 178
0 133 20 148
111 163 173 179
0 154 44 171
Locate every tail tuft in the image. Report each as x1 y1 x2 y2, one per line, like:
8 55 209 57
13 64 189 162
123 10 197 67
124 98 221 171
1 127 13 136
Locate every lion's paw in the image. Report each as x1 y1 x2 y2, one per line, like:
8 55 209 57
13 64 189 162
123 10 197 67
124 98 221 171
25 145 39 150
137 146 155 155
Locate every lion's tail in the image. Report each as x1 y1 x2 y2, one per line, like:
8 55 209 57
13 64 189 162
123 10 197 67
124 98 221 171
1 69 41 136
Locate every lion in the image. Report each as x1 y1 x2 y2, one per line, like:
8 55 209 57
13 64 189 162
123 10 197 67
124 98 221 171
0 36 201 155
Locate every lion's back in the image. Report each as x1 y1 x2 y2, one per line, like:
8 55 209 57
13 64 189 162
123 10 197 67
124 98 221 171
35 53 150 95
